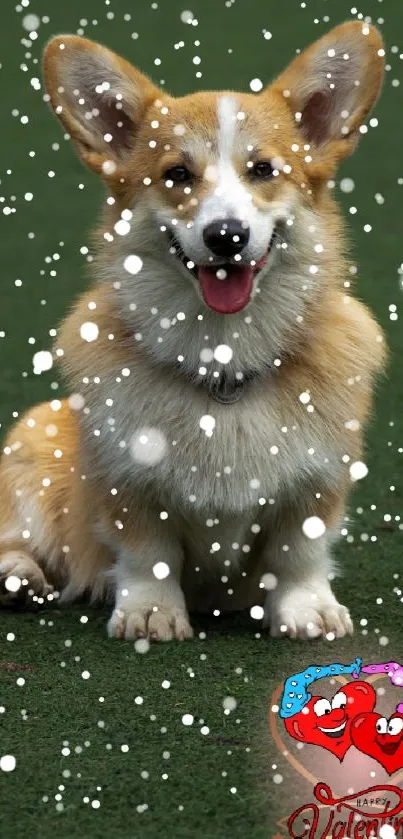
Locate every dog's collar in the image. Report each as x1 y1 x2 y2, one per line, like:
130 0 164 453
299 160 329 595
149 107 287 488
174 362 274 404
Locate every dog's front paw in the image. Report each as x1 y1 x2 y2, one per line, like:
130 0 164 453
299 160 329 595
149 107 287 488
265 584 353 640
107 603 194 642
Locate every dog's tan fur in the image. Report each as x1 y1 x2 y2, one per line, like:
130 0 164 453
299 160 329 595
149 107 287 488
0 22 386 640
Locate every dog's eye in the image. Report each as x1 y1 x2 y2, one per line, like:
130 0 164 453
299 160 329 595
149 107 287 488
251 160 274 180
164 166 192 185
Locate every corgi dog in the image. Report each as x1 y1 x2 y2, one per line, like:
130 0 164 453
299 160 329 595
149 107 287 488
0 22 386 641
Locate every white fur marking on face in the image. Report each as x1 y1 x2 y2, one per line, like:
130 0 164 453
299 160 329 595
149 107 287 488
162 94 290 265
216 95 251 216
196 95 253 226
217 95 238 165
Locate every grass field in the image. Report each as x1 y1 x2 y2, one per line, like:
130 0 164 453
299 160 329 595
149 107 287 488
1 0 403 836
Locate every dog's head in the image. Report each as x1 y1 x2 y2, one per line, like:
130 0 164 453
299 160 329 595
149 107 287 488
43 23 383 361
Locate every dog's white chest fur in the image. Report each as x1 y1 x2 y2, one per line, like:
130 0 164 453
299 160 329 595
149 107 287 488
85 362 339 518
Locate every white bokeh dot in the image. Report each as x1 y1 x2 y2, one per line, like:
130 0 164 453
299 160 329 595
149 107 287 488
260 573 278 591
80 322 99 343
114 219 131 236
153 562 170 580
5 576 21 593
0 755 16 772
200 348 214 363
250 605 264 620
68 393 85 411
380 828 397 839
180 10 194 24
340 177 355 193
130 428 168 466
250 78 263 92
124 255 143 275
22 13 40 31
135 638 150 654
302 516 326 539
33 350 53 374
223 696 237 711
350 461 368 481
199 415 216 437
213 344 233 364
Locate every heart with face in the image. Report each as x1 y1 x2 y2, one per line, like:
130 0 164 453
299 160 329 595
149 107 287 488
284 681 376 761
351 711 403 774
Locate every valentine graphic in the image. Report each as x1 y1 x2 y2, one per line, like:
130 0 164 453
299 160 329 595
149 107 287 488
280 658 403 773
269 657 403 836
287 783 403 839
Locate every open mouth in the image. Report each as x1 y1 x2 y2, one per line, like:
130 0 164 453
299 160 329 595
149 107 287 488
378 740 401 755
168 230 277 315
318 722 347 738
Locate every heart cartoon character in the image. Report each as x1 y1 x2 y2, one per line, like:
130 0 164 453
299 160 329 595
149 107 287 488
351 710 403 774
285 681 376 761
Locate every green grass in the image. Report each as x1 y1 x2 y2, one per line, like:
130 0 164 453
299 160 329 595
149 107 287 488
1 0 403 836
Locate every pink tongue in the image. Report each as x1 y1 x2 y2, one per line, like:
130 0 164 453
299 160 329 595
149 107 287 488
197 265 254 314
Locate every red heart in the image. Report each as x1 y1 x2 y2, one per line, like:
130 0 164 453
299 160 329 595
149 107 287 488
284 681 376 761
351 711 403 774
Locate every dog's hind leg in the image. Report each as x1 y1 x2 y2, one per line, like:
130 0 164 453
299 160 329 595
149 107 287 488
0 450 55 605
0 400 115 608
0 548 53 605
0 402 73 606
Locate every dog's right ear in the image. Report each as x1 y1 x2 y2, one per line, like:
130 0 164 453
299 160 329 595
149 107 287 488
43 35 160 176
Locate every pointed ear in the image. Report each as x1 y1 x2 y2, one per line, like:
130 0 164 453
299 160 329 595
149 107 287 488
271 21 384 161
43 35 161 175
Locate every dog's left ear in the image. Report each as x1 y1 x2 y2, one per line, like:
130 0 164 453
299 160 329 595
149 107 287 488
271 21 384 162
43 35 161 176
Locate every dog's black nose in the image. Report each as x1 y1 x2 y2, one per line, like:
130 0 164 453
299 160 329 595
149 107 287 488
203 218 250 258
